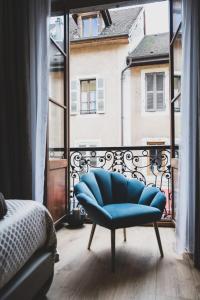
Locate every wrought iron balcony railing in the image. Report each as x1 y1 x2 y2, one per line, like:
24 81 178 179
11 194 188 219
69 145 177 220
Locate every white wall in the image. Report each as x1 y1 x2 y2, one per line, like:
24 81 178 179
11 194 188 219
128 8 145 53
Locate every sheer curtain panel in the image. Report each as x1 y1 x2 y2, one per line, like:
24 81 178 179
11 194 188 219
176 0 200 268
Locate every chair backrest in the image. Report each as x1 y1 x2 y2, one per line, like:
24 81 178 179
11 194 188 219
74 169 166 212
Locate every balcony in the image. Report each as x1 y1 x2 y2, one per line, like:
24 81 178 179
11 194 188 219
69 145 178 222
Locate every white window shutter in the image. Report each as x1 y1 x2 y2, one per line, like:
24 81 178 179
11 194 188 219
70 80 79 115
156 73 165 110
156 92 165 110
146 92 154 111
145 73 154 111
96 78 105 114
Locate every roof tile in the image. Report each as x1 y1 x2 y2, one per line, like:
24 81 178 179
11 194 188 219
70 7 142 41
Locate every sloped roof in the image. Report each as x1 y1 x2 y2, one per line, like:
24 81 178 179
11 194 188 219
128 33 169 60
70 7 143 41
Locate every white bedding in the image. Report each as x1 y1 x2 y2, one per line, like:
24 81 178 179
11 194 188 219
0 200 56 289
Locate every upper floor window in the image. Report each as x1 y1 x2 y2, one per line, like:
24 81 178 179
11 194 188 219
82 15 99 38
80 79 96 114
145 72 165 112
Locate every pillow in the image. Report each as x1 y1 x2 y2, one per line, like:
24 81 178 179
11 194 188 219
0 193 7 219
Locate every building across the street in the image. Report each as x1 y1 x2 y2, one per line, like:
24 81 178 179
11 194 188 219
50 7 181 150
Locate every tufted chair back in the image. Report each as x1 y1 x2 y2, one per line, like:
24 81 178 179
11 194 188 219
74 168 166 213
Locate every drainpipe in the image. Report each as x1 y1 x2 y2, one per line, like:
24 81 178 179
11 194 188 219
121 62 132 146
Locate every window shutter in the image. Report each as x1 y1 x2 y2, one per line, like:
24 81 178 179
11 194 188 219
145 74 154 111
156 73 165 110
156 93 164 110
146 93 154 111
96 78 105 113
70 80 79 115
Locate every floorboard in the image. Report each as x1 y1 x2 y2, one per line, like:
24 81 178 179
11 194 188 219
47 225 200 300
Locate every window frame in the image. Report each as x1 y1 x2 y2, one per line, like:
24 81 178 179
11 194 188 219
147 141 166 176
169 0 182 220
80 79 97 115
82 14 99 38
76 140 101 173
145 72 165 112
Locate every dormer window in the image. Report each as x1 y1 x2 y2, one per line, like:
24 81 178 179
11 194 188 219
82 15 99 38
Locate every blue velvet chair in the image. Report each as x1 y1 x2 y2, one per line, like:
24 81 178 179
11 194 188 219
74 168 166 271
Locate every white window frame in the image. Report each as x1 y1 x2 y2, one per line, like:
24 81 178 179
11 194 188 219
70 74 105 117
174 71 181 114
141 137 170 186
141 67 169 116
75 139 101 169
74 139 101 148
81 14 100 38
145 72 165 112
80 79 97 115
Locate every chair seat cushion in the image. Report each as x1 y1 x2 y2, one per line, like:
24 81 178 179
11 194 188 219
103 203 162 229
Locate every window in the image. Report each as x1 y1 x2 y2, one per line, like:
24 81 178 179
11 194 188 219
82 15 99 37
70 78 105 115
80 79 96 114
174 75 181 112
78 143 98 175
174 75 181 97
147 141 165 175
50 17 64 42
145 72 165 112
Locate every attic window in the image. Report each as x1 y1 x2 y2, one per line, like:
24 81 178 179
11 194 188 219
82 15 99 38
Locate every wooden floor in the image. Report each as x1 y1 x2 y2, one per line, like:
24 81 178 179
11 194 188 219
47 224 200 300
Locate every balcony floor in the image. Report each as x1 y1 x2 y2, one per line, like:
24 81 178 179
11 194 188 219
47 225 200 300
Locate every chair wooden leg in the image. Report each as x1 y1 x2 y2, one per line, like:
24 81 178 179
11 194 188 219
88 223 96 250
154 222 164 257
111 229 115 272
123 228 127 242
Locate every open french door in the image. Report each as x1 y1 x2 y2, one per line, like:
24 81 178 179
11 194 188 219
45 10 70 223
169 0 182 220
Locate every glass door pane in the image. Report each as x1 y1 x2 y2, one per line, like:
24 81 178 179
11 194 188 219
49 42 64 105
172 0 182 34
174 95 181 145
50 16 64 50
49 102 65 159
170 0 182 220
46 12 69 223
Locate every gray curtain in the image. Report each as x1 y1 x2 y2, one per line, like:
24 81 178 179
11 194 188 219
176 0 200 268
194 1 200 269
0 0 50 202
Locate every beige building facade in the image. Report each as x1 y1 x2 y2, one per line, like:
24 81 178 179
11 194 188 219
50 7 180 150
68 7 175 150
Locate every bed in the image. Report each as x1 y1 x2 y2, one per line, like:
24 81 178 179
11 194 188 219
0 199 57 300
